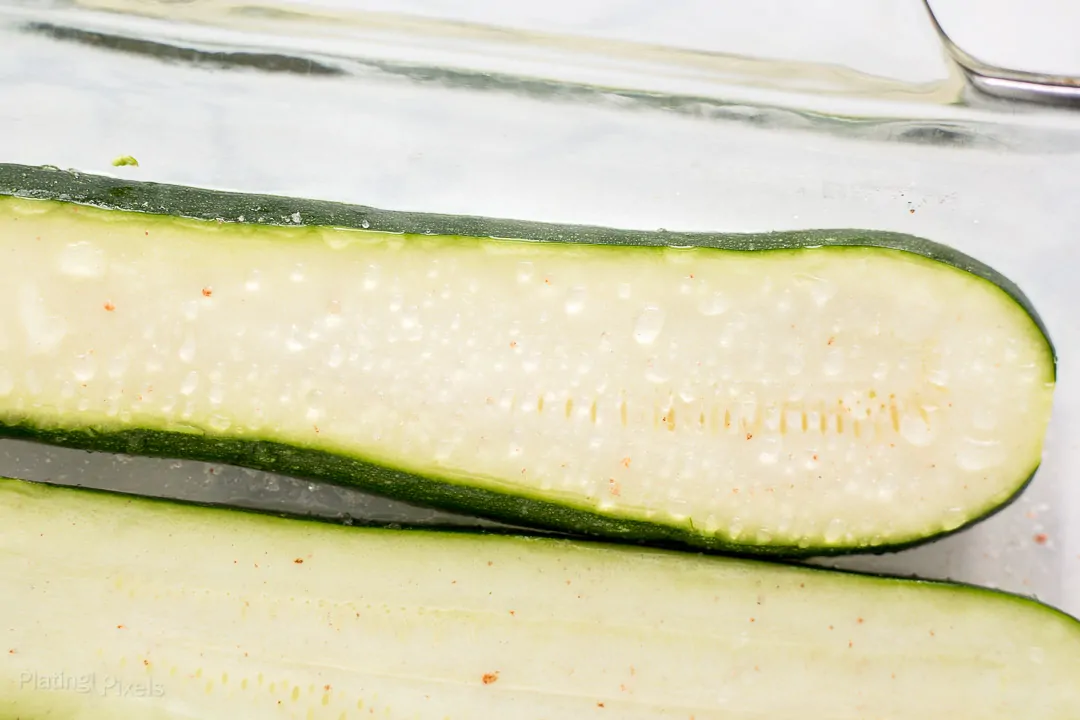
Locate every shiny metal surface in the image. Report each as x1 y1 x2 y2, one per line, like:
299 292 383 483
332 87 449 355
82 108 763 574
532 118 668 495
924 0 1080 106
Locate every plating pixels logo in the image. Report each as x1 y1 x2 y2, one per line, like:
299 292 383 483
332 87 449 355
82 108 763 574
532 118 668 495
19 671 166 697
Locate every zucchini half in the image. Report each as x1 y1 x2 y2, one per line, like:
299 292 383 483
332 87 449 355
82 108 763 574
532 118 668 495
0 164 1057 555
1 476 1078 719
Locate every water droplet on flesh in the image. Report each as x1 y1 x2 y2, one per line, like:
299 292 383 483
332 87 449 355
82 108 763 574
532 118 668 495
633 306 666 345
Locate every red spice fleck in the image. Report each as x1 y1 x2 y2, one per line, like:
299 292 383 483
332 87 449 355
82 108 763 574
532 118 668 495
116 625 125 630
754 665 760 672
827 336 835 345
749 617 755 623
745 433 753 440
608 479 621 496
487 561 493 567
509 610 515 616
324 684 331 692
909 208 915 214
145 231 149 236
509 341 517 348
597 702 606 708
848 641 853 648
929 630 935 637
620 457 631 469
857 618 864 624
1034 533 1049 545
481 672 499 685
828 625 834 631
294 558 304 564
8 649 14 654
202 287 213 297
544 278 551 285
313 425 320 434
143 659 150 666
103 301 115 311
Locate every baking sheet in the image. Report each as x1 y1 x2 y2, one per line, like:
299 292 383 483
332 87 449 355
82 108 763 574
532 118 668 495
0 0 1077 619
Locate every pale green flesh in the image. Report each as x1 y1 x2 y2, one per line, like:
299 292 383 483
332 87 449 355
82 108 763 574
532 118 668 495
1 477 1078 719
0 196 1056 548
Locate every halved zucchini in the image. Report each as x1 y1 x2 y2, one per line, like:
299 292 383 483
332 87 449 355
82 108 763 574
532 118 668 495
0 164 1057 554
1 476 1078 719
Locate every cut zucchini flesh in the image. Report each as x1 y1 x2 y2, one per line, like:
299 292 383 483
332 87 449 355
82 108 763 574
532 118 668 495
0 166 1057 554
1 477 1078 719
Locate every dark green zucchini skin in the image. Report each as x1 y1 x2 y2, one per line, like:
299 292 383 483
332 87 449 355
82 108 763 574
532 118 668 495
0 421 1042 558
0 163 1057 557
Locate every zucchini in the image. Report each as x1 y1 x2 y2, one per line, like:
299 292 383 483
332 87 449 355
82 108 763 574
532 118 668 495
0 164 1057 554
1 475 1077 719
